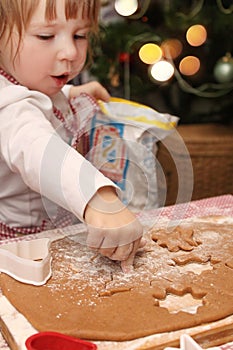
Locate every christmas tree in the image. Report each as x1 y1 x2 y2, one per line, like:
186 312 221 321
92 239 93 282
91 0 233 124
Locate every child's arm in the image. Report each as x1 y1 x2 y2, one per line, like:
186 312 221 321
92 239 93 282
84 186 144 271
68 81 110 102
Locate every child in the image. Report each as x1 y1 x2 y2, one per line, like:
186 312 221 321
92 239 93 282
0 0 144 271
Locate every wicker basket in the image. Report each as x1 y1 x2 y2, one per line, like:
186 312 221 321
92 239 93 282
157 123 233 206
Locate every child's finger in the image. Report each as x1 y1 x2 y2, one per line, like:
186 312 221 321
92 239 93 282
119 237 141 273
105 242 134 261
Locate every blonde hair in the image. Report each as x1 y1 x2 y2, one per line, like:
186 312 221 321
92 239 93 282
0 0 100 55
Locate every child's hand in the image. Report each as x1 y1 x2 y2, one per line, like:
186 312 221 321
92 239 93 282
120 237 147 273
84 186 144 269
69 81 110 102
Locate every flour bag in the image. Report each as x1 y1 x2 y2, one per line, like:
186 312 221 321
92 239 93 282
81 97 179 212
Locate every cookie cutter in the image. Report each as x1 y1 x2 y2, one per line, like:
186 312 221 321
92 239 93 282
0 238 52 286
164 334 203 350
25 332 97 350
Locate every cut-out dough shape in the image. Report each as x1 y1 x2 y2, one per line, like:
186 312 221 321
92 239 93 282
151 226 202 252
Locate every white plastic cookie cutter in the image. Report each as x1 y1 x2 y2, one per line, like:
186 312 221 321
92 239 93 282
164 334 220 350
164 334 203 350
0 238 52 286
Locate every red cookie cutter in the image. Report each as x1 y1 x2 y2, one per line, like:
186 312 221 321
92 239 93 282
25 332 97 350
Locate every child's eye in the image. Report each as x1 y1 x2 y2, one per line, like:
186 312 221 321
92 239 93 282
74 34 88 41
36 35 54 41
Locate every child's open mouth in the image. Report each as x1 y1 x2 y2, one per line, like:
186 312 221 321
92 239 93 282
51 74 69 86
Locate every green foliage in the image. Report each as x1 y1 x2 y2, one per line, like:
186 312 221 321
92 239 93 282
90 20 160 87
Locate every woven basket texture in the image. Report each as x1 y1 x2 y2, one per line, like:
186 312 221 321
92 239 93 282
157 123 233 206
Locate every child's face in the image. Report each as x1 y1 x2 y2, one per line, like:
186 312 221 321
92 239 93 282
0 0 90 96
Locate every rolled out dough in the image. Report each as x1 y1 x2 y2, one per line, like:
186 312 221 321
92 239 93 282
1 219 233 342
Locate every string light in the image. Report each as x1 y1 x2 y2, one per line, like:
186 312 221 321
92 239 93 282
172 0 233 20
174 68 233 97
216 0 233 14
129 0 151 19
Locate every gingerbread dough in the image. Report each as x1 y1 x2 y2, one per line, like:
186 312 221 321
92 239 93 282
0 220 233 342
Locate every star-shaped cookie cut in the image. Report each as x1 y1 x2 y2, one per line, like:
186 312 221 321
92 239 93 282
150 226 202 252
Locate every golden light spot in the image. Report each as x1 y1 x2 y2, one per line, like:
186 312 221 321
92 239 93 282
139 43 162 64
161 39 183 59
186 24 207 47
179 56 200 76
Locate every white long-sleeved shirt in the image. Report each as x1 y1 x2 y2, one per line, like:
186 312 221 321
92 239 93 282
0 73 115 233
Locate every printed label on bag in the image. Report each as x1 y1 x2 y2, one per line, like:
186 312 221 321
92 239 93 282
88 117 129 190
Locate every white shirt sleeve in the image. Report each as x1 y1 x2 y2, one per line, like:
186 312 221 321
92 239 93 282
0 84 116 222
61 84 72 98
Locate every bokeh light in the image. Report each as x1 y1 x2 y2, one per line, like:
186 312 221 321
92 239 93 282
186 24 207 47
179 56 200 75
161 39 183 59
150 60 174 82
114 0 138 17
139 43 162 64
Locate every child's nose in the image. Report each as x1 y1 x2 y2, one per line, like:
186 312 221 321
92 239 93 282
57 40 79 61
